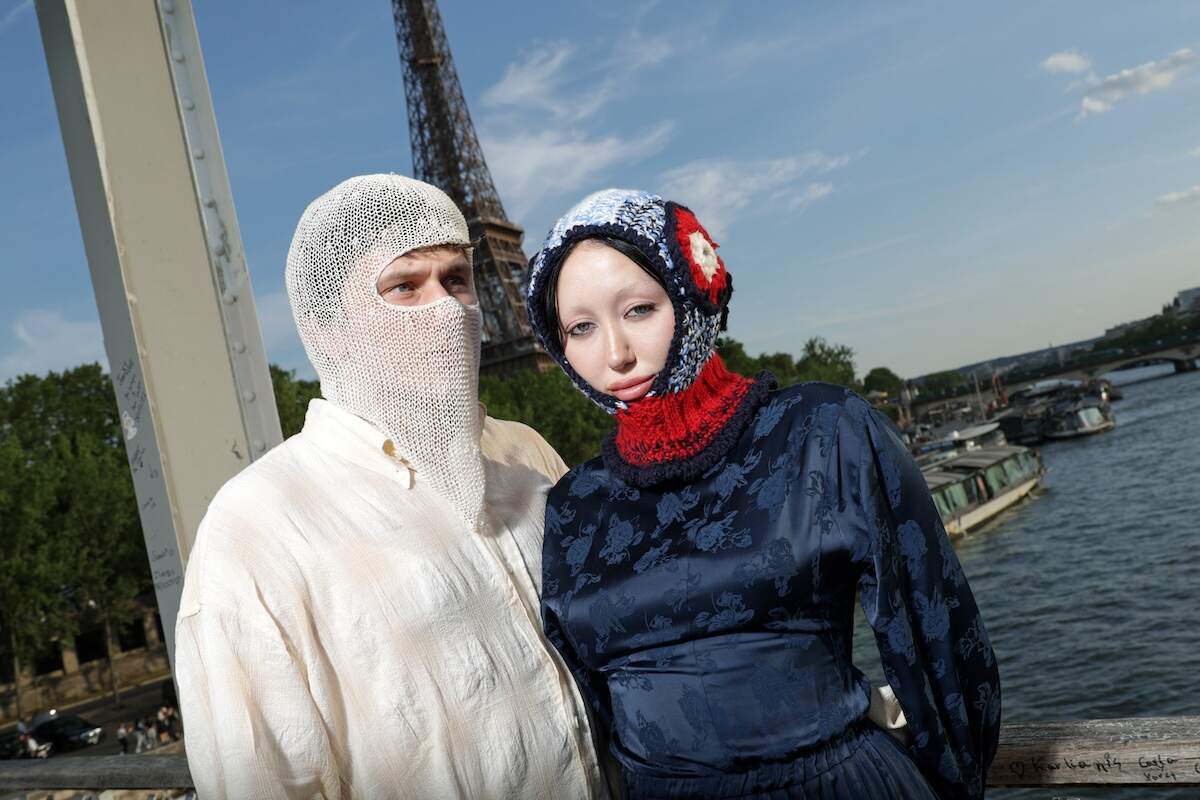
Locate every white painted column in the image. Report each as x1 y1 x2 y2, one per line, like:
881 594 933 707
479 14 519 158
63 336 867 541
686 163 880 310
36 0 282 668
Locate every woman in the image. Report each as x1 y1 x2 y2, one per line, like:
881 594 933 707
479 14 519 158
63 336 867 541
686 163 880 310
524 189 1000 799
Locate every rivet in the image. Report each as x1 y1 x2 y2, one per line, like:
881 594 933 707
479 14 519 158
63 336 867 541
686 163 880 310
192 149 205 159
204 198 216 208
222 292 237 305
232 341 246 353
213 243 227 257
241 391 256 402
173 51 184 63
253 440 266 453
162 1 175 13
182 99 195 110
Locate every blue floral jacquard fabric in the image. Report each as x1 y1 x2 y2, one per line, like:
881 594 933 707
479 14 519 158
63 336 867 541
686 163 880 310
542 383 1001 799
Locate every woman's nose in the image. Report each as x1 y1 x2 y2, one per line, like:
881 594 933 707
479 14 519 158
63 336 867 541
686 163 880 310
606 328 635 371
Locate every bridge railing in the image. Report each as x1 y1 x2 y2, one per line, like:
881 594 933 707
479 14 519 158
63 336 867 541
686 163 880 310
1 717 1197 793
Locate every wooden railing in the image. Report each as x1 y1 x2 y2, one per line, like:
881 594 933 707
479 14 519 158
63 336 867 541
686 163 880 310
1 717 1197 792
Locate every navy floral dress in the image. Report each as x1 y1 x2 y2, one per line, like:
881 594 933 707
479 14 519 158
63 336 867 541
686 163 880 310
542 383 1001 799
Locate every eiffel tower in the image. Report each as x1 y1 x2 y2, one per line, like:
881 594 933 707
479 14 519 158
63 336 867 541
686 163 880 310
392 0 549 374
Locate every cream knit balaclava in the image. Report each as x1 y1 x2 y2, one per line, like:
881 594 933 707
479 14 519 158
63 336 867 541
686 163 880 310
286 173 486 531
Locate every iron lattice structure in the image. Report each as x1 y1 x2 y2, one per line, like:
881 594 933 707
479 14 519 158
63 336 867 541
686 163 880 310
392 0 546 373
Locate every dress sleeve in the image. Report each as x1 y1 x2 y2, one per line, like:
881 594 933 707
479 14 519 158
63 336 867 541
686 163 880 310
542 600 613 732
845 406 1001 800
176 602 341 800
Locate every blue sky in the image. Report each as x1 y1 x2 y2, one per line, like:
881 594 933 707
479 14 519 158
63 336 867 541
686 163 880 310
2 0 1199 382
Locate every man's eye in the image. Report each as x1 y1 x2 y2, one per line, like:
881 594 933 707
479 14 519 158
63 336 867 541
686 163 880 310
385 282 413 294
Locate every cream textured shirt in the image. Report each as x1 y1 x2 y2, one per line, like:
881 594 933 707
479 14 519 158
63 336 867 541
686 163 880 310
176 399 607 800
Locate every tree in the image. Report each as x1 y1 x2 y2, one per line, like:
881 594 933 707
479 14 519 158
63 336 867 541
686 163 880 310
57 431 147 707
922 369 967 398
795 337 857 388
0 426 75 721
715 336 760 377
479 368 613 466
720 335 861 390
863 367 904 397
271 365 323 438
756 352 799 387
0 366 151 710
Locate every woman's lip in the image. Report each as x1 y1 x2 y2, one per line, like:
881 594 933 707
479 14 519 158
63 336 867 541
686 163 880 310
610 375 655 402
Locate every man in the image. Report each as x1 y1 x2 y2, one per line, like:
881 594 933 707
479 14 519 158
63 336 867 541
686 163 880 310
175 174 608 799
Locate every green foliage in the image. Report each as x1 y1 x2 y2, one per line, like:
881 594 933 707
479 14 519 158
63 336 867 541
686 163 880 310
271 365 323 438
920 369 967 399
479 368 613 467
795 337 857 387
0 434 73 719
863 367 904 396
57 430 146 704
714 337 760 378
0 365 151 709
719 335 858 389
1094 314 1194 351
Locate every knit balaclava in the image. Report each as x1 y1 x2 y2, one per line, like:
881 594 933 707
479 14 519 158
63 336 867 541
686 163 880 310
286 173 487 530
526 189 775 486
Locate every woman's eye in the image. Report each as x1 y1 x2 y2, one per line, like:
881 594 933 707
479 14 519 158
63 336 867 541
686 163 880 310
627 303 657 318
566 321 596 338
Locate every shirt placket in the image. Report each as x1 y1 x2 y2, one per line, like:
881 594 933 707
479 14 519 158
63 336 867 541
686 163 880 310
474 510 606 800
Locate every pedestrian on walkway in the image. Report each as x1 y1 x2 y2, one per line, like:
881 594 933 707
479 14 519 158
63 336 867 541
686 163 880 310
116 722 129 755
135 717 152 752
137 714 154 753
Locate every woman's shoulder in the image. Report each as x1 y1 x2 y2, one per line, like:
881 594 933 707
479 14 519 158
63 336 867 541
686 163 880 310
547 454 609 504
749 381 875 441
768 380 873 412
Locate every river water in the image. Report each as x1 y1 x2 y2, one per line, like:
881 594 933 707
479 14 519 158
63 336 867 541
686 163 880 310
855 365 1200 799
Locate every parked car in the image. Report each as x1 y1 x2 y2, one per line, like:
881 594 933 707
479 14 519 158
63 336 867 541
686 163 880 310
31 713 104 753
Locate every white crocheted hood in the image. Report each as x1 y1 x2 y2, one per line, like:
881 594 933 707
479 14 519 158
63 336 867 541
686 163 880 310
286 173 487 530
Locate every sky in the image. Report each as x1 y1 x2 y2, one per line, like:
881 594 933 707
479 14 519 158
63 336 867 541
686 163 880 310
2 0 1199 383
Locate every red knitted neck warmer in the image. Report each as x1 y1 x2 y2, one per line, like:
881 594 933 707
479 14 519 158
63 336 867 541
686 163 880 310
603 356 775 486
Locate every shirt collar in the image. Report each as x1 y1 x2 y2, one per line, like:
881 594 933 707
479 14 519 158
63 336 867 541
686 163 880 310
301 399 414 488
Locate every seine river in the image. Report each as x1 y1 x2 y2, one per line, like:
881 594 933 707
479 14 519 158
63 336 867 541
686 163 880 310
856 365 1200 800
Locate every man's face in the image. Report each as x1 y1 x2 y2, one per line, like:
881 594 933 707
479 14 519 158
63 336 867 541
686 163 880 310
374 245 476 307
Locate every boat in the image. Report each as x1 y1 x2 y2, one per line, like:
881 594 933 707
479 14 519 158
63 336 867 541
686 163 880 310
1042 401 1115 439
991 407 1045 445
913 422 1007 466
922 445 1044 537
993 379 1116 443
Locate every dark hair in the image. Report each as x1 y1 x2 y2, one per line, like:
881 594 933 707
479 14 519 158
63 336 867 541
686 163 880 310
542 235 667 348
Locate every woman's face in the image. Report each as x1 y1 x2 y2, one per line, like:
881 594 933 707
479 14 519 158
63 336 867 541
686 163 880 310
555 241 675 403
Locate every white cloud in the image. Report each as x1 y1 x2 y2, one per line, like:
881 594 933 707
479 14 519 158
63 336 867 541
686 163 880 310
792 182 833 211
0 0 31 35
657 151 851 236
0 310 108 381
1191 145 1200 157
484 122 673 219
1040 50 1091 74
1076 48 1197 118
478 31 678 217
482 34 674 124
481 42 574 115
1156 185 1200 207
